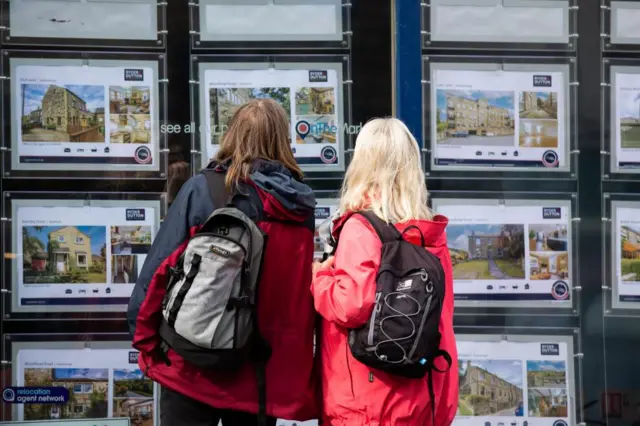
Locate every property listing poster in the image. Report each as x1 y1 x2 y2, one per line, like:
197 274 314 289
431 66 569 170
613 202 640 307
12 58 159 172
314 199 339 261
455 335 574 426
12 342 158 425
11 199 160 313
432 198 573 307
202 67 344 171
612 70 640 171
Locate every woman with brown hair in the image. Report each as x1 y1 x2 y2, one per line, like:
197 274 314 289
128 99 319 426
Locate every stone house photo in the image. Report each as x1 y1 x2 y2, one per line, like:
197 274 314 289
447 224 525 280
23 368 108 420
20 84 105 143
22 225 107 284
458 359 524 417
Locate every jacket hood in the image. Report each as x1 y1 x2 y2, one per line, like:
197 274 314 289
333 212 449 248
210 159 316 222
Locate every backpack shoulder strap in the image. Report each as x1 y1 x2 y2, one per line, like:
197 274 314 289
355 211 402 244
201 168 231 209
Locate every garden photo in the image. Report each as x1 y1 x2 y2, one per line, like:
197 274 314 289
435 89 515 145
112 369 154 426
22 225 107 284
447 224 526 280
23 368 108 420
21 84 105 143
458 359 524 417
621 223 640 282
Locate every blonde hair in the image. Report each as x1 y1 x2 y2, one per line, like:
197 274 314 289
215 98 303 189
339 117 432 223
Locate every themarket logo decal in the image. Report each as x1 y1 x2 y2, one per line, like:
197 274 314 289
129 351 140 364
542 207 562 219
309 70 328 83
315 207 331 219
2 387 69 404
533 75 552 87
125 69 144 81
541 343 560 356
126 209 146 221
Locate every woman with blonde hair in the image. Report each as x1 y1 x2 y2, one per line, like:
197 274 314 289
129 99 319 425
311 118 458 425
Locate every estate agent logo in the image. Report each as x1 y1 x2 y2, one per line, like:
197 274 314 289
125 69 144 81
315 207 331 219
540 343 560 356
126 209 146 221
533 75 552 87
129 351 140 364
309 70 328 83
551 281 570 300
542 207 562 219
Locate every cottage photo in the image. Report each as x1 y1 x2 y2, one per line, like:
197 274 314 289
295 87 336 116
618 89 640 149
110 226 152 255
20 84 105 143
447 224 526 280
458 359 524 417
112 368 154 426
528 388 569 418
23 368 108 420
22 225 107 284
210 87 291 142
435 90 515 146
295 115 338 144
621 223 640 282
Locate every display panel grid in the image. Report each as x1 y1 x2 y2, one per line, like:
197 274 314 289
430 191 580 315
421 0 577 52
1 50 169 180
422 55 578 181
1 191 166 320
189 0 351 50
190 54 352 182
0 0 167 49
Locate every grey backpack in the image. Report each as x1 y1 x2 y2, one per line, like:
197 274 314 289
158 169 270 425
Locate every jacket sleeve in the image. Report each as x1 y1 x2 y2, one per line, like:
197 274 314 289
126 174 213 352
311 216 380 329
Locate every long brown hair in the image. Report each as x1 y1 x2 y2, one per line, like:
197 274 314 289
214 98 303 189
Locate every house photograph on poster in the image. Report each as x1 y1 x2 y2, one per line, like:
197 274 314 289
618 89 640 149
620 223 640 282
112 369 154 426
435 89 515 146
22 225 107 284
518 91 559 148
295 87 336 115
209 87 292 142
458 359 524 417
23 368 108 420
108 86 152 144
529 224 570 280
447 224 525 280
21 84 106 143
110 226 152 255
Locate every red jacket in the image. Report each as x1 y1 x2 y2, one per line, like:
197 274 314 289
127 161 320 420
311 213 458 426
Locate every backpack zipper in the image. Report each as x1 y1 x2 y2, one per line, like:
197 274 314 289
407 275 434 360
345 341 356 398
367 292 382 346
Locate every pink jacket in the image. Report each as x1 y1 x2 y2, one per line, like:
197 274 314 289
311 213 458 426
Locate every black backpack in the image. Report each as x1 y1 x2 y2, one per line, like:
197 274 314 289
334 211 452 422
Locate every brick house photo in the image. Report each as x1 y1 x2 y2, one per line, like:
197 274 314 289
621 224 640 282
